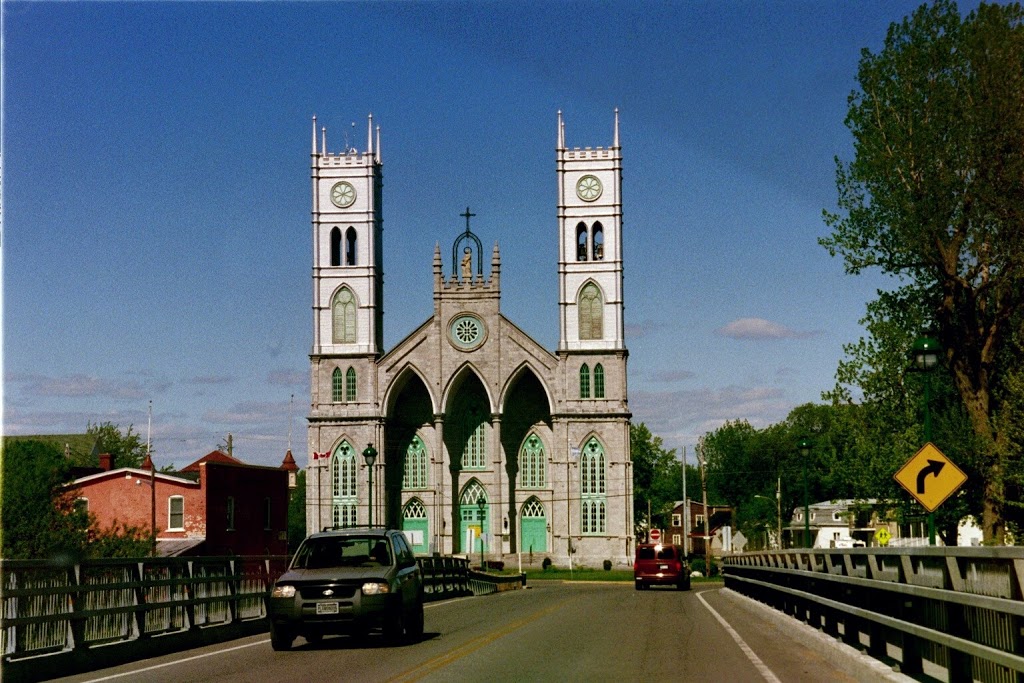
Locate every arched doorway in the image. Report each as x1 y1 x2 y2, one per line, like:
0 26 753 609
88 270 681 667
520 497 547 556
402 498 429 554
459 480 488 554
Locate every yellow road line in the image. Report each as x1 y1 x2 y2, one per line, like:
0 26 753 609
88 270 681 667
387 600 567 683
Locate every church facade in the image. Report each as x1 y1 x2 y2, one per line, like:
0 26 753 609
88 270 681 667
306 112 634 567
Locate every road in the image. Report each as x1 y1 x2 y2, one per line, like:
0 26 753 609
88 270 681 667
53 583 873 683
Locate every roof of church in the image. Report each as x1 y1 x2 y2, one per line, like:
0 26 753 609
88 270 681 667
180 449 244 472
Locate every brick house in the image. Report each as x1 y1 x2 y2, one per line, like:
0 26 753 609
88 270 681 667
664 499 734 558
68 450 291 556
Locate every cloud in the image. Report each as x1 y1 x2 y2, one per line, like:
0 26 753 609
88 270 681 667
8 373 171 400
187 375 236 386
268 369 307 387
625 320 666 339
203 401 286 426
659 370 697 382
717 318 818 340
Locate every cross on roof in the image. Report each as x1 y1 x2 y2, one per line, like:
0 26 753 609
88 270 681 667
460 206 476 234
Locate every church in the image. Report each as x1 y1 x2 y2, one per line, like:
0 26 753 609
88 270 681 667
306 111 634 567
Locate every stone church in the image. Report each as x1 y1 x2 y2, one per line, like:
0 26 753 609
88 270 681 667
306 112 634 567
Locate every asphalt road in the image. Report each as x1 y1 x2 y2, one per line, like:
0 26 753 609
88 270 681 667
52 583 878 683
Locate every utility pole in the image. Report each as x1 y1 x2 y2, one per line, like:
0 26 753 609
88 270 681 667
776 477 782 550
682 446 688 557
147 400 155 557
697 441 711 576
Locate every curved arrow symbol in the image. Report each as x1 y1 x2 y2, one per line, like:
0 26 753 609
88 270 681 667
917 459 946 494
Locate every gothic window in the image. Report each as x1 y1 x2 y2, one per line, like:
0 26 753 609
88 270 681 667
332 367 343 402
345 227 357 266
576 222 588 261
580 438 606 534
578 283 603 340
345 367 357 402
594 364 605 399
520 433 546 488
332 287 356 343
403 436 429 489
579 364 591 399
403 498 427 520
459 404 487 470
592 222 604 261
522 498 545 518
332 442 357 528
460 479 487 507
168 496 184 530
330 227 342 266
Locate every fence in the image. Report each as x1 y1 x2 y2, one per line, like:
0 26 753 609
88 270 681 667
723 547 1024 683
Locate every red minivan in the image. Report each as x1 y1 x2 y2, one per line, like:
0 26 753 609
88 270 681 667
633 544 690 591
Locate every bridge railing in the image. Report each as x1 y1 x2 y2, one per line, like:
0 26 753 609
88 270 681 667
722 547 1024 683
417 555 471 599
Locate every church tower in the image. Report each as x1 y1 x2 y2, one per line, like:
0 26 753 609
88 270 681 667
556 110 625 352
310 114 384 357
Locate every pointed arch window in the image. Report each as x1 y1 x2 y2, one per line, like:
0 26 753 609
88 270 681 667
580 438 606 534
345 367 357 402
332 442 357 528
522 498 545 518
403 498 427 520
579 364 591 399
594 364 605 399
520 434 546 488
345 227 357 266
332 367 343 402
575 223 588 261
330 227 342 266
592 222 604 260
332 287 356 344
403 436 429 490
460 480 487 507
458 403 487 470
578 283 603 340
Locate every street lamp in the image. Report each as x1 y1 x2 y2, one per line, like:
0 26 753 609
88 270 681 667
476 497 486 569
911 336 942 545
798 439 812 548
754 480 781 549
362 444 378 528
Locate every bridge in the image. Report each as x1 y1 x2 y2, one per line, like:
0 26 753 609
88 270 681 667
2 547 1021 682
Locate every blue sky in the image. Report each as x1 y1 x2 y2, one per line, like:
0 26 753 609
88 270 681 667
2 1 948 469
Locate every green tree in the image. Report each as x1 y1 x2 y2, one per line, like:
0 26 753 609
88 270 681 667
822 0 1024 542
288 470 307 553
630 423 679 535
86 421 150 470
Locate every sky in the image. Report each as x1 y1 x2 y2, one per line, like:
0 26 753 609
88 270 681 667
2 1 955 470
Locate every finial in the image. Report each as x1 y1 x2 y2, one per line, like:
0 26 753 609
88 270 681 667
557 110 564 149
376 125 381 163
367 113 374 156
321 126 327 156
312 115 318 155
613 108 620 148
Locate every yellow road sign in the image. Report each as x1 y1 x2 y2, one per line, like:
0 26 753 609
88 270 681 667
894 443 967 512
874 527 891 546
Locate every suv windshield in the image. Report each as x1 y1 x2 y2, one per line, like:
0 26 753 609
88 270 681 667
637 546 676 560
292 536 393 569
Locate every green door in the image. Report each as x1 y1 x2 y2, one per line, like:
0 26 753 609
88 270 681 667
459 480 488 554
521 499 547 553
402 499 429 554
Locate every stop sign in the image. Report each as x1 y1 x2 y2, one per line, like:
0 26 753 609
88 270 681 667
649 528 661 543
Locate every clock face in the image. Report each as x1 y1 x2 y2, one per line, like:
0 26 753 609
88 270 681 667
448 314 486 351
330 181 356 208
576 175 603 202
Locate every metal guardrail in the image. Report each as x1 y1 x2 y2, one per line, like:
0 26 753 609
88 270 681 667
723 547 1024 683
417 555 472 600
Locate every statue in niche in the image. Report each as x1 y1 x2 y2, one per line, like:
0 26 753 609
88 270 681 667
461 247 473 281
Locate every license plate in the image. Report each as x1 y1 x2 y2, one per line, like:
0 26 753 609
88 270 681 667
658 564 668 570
316 602 339 615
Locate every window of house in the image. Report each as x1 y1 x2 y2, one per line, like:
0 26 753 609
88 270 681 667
168 496 184 530
578 283 603 340
345 367 357 402
593 363 605 398
226 496 235 530
580 438 606 534
592 222 604 260
672 534 681 545
695 514 705 529
345 227 357 266
74 498 89 515
332 287 356 343
402 436 428 489
576 223 588 261
332 442 357 527
458 404 487 470
579 364 590 399
520 433 546 488
672 513 681 527
832 511 843 522
264 497 272 530
332 367 343 402
330 227 342 266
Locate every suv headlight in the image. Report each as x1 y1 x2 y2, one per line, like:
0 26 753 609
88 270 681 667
271 585 296 598
361 582 391 595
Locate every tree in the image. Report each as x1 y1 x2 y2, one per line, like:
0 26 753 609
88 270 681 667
86 421 149 470
288 470 307 553
822 0 1024 542
630 423 679 535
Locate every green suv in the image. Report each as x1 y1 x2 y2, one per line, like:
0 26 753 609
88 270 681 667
268 528 424 650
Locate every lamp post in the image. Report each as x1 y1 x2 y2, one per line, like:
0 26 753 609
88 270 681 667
476 497 486 569
798 439 812 548
754 480 781 549
362 444 378 528
911 336 941 545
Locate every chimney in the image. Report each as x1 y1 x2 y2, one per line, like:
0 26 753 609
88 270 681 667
99 453 114 471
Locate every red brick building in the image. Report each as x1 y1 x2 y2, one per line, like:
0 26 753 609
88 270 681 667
68 450 290 556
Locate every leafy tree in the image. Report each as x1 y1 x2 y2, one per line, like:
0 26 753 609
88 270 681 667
822 0 1024 542
288 470 307 553
86 421 150 470
630 423 680 535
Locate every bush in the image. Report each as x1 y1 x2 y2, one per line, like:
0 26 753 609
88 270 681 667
542 557 552 571
484 560 505 571
603 559 612 571
689 558 719 577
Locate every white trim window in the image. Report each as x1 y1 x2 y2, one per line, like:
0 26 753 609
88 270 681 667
168 496 185 530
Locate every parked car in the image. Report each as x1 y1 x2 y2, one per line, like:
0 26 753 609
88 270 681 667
633 543 690 590
268 528 424 650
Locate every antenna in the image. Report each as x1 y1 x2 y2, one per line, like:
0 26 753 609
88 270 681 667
288 393 294 451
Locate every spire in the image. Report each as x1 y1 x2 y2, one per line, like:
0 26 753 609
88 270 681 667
321 126 327 156
367 113 374 156
613 108 620 148
312 115 318 155
376 125 381 163
557 110 565 149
